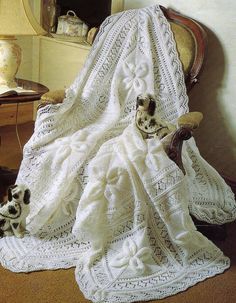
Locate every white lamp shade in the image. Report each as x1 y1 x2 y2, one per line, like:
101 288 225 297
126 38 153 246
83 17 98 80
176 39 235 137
0 0 46 37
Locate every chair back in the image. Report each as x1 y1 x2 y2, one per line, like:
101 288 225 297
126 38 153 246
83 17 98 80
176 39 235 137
161 6 207 91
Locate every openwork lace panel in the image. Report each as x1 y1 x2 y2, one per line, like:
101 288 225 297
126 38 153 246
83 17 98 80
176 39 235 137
0 5 235 303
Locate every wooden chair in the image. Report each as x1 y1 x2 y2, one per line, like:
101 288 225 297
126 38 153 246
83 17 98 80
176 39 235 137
160 7 236 239
39 6 207 107
2 7 200 196
38 7 235 238
4 7 235 238
160 6 208 173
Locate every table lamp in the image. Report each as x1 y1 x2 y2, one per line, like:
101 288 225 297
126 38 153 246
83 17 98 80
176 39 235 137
0 0 46 88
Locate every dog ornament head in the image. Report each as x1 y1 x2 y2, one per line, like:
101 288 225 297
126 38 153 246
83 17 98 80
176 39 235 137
8 184 31 205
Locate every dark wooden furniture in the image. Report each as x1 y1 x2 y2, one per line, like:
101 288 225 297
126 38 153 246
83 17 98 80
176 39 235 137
4 9 234 239
161 6 207 91
40 7 236 212
0 79 49 199
160 7 206 174
161 7 236 239
0 79 49 104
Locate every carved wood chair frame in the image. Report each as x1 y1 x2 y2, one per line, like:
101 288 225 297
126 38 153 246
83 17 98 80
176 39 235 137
160 6 208 173
162 7 235 188
162 6 235 238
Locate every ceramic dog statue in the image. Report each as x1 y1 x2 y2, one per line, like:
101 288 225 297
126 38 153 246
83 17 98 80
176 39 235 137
135 94 176 139
0 184 30 238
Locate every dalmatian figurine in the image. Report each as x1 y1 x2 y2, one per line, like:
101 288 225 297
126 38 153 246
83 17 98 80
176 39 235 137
135 94 176 139
0 184 31 238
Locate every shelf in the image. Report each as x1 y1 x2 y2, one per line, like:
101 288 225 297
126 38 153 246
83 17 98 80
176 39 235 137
39 35 92 50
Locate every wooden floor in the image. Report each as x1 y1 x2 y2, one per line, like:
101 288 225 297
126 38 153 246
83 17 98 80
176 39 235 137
0 122 236 303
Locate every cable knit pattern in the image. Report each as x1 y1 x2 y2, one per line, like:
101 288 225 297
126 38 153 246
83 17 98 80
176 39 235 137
0 5 236 303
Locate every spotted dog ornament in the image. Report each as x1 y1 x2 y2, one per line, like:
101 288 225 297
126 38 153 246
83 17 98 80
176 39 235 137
0 184 30 238
135 94 176 139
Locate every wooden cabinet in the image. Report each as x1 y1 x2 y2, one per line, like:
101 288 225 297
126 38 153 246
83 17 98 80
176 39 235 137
33 0 124 90
0 103 34 127
34 37 90 91
0 0 124 125
31 37 91 118
32 0 124 94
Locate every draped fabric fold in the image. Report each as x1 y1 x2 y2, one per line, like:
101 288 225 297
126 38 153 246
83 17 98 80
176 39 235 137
0 5 235 303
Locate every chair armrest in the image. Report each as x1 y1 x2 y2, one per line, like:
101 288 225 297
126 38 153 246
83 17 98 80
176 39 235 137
167 127 193 174
178 112 203 129
168 112 203 173
38 90 66 109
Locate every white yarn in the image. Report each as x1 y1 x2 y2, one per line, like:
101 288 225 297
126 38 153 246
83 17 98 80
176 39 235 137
0 5 235 303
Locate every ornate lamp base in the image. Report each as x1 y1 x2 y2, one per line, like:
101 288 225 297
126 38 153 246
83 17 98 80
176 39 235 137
0 37 21 88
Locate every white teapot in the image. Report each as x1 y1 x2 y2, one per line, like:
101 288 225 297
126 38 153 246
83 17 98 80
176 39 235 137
56 10 88 37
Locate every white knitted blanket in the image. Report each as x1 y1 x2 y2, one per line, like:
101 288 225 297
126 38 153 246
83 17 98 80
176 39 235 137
1 5 236 303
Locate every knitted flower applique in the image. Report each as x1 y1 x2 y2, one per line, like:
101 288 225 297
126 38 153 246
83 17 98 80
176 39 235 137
45 130 91 171
122 61 149 92
110 238 152 274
